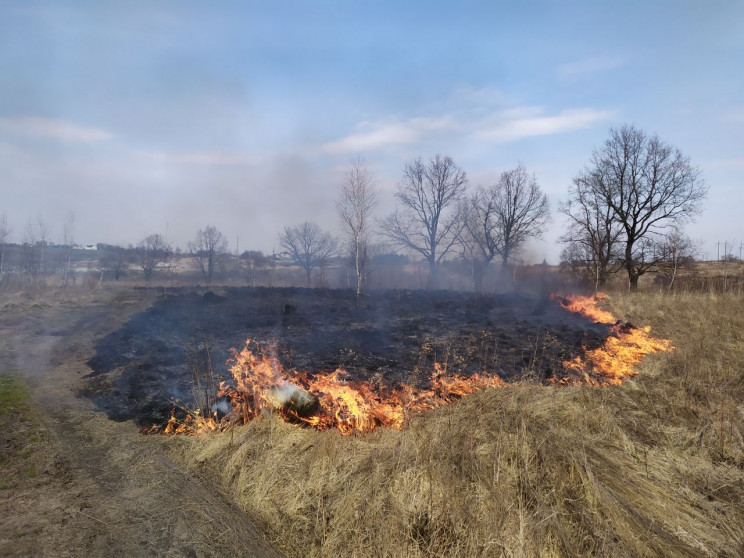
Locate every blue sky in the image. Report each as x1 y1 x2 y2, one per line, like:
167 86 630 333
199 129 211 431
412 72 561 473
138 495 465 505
1 0 742 262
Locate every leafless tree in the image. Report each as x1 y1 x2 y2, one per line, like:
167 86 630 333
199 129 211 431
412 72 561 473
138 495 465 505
576 125 706 291
337 156 377 299
188 225 229 284
460 193 501 292
36 215 50 278
62 213 75 287
656 227 696 291
0 214 9 276
21 217 48 281
491 165 549 279
99 245 135 280
379 154 468 289
461 165 549 291
279 221 337 287
137 233 172 282
559 171 624 292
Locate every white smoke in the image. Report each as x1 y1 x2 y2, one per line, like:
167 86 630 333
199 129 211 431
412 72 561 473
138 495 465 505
269 383 315 409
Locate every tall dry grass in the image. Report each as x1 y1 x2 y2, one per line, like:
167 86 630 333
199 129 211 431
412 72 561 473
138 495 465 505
179 291 744 557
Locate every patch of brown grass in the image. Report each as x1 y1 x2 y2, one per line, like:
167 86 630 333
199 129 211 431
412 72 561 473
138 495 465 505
181 291 744 557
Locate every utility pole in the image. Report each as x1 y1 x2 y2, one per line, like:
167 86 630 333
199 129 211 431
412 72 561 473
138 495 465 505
717 241 721 262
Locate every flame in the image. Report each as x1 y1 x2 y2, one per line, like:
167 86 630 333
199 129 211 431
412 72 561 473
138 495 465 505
146 341 504 436
143 294 673 436
550 292 615 324
551 294 673 385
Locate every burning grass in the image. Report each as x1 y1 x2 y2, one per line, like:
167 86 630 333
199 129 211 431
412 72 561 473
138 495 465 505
147 341 505 436
175 291 744 557
551 294 674 385
149 294 672 436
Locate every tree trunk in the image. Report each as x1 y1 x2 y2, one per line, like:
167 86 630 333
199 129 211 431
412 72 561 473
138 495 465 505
354 240 362 299
628 273 639 292
472 261 486 293
427 258 438 290
668 263 678 293
500 250 512 288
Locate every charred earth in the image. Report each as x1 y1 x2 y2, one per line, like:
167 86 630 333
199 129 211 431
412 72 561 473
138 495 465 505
84 287 611 427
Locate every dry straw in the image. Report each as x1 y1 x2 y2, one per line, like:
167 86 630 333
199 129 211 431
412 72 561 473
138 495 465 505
179 291 744 557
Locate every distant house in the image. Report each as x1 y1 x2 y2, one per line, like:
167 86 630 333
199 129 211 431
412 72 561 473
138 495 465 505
74 244 98 251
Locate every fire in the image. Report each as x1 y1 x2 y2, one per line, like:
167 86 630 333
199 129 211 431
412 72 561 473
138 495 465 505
550 292 615 324
144 294 673 436
146 340 504 436
551 294 673 385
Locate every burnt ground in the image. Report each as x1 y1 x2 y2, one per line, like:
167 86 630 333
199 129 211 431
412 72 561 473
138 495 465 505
83 287 611 427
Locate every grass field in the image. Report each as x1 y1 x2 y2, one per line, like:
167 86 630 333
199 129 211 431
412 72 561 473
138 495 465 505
2 283 742 556
179 290 744 557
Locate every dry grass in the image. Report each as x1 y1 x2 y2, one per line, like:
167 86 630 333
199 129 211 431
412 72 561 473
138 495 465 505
178 290 744 557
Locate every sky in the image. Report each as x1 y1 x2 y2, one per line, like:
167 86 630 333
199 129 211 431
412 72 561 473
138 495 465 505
1 0 742 263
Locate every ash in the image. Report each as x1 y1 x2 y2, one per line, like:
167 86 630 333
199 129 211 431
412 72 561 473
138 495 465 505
83 287 609 427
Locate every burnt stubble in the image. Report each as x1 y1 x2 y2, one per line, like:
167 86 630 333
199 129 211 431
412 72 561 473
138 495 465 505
84 287 609 426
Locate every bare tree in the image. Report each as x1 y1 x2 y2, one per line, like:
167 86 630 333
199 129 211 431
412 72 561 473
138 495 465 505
99 245 135 280
188 225 229 284
21 217 47 281
279 221 337 287
337 157 377 299
62 213 75 287
36 215 49 279
460 165 549 291
460 192 501 292
0 214 9 276
491 165 550 279
559 171 624 291
137 234 172 282
656 227 696 291
578 125 706 291
379 154 468 289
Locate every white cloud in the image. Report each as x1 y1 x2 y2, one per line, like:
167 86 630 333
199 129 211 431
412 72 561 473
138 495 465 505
557 56 627 77
323 103 613 155
138 149 261 166
0 116 116 142
321 116 453 154
474 107 614 143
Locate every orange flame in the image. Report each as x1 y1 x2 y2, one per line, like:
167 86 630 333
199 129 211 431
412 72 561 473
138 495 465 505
550 292 615 324
144 294 673 436
147 341 504 436
551 294 673 385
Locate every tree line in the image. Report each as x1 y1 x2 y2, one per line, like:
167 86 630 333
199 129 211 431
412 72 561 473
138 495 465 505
282 124 704 294
0 124 706 293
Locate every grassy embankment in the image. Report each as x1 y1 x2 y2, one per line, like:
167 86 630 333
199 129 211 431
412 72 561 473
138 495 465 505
177 290 744 556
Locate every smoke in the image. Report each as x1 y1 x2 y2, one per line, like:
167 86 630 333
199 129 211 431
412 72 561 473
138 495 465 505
268 383 317 415
209 398 231 419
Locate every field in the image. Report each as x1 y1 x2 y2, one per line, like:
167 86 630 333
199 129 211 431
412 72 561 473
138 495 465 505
1 283 743 556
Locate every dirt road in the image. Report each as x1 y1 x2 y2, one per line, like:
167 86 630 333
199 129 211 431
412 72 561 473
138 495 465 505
0 287 283 557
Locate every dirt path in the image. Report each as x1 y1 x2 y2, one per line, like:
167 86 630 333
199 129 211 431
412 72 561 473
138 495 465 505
0 287 283 557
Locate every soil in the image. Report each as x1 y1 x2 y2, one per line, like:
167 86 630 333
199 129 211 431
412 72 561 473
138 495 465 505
83 287 610 427
0 287 283 557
